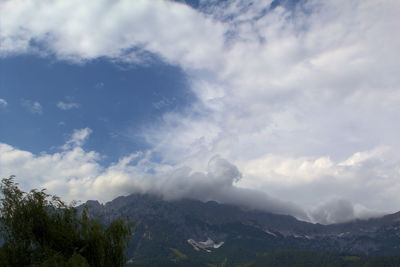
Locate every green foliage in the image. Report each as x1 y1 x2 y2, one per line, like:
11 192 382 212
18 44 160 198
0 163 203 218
0 176 133 267
170 248 188 261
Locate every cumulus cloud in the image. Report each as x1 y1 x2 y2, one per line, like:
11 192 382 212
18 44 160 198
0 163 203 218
0 0 225 69
0 142 101 200
0 130 397 223
0 134 308 220
56 101 79 110
0 98 8 108
237 146 400 219
21 99 42 114
1 0 400 223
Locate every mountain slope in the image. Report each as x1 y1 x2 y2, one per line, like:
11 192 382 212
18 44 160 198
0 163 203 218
83 194 400 265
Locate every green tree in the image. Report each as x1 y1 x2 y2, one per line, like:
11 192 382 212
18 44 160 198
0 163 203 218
0 176 133 267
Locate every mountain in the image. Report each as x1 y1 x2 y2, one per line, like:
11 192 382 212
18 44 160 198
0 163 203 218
83 194 400 266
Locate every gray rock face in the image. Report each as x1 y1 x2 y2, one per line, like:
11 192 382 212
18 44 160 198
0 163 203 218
83 194 400 259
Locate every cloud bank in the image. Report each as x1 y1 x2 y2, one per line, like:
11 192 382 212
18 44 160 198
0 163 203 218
0 134 308 220
0 129 395 224
1 0 400 223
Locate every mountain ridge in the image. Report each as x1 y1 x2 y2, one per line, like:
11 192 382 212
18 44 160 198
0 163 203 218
82 193 400 265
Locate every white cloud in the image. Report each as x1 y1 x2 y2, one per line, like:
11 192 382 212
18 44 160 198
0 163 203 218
0 135 307 220
236 146 400 221
1 0 400 221
62 128 92 150
311 199 355 224
0 142 101 201
0 133 397 223
0 98 7 108
0 0 225 70
57 101 79 110
21 99 42 114
310 199 385 224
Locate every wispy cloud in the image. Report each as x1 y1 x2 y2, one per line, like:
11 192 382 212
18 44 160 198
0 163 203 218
21 99 42 114
62 128 92 150
94 82 104 89
57 101 79 110
152 97 175 110
0 98 8 108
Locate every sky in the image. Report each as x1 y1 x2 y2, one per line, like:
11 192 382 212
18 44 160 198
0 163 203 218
1 0 400 224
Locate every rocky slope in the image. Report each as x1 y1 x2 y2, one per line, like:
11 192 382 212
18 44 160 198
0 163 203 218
83 194 400 264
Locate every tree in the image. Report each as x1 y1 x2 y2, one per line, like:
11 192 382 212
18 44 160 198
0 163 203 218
0 176 133 267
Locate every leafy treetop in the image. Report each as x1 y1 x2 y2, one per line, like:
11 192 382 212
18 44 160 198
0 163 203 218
0 176 133 267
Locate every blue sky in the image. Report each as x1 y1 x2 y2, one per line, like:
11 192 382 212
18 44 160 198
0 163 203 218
1 0 400 224
1 55 192 163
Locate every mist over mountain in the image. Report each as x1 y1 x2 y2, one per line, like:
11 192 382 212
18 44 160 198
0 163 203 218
124 156 310 222
114 156 382 224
